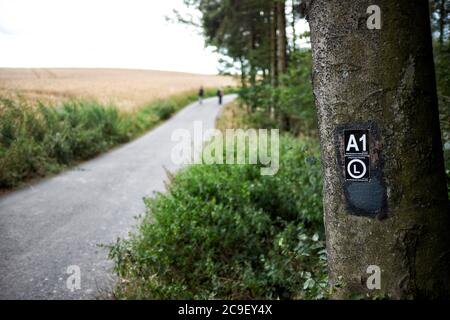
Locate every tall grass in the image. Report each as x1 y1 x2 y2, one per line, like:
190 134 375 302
0 89 223 189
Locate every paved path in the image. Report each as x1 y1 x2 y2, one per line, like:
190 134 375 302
0 95 237 300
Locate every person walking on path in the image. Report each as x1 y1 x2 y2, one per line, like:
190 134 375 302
217 88 223 105
198 86 204 105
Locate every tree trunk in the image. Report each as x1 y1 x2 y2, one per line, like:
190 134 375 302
291 0 297 53
270 1 279 118
270 1 279 87
277 0 288 74
308 0 450 299
239 57 247 89
250 29 257 88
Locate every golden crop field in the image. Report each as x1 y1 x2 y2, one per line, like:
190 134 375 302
0 68 236 110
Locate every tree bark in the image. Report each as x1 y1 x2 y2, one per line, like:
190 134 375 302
308 0 450 299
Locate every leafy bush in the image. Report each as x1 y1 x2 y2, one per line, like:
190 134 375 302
109 135 327 299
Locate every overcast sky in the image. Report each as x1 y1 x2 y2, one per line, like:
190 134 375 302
0 0 310 75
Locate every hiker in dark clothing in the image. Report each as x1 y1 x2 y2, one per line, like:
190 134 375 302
198 86 204 104
217 88 223 105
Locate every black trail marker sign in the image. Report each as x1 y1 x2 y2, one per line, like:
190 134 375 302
344 130 370 181
335 123 387 219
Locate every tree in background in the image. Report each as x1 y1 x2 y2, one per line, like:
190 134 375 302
430 0 449 47
176 0 448 123
177 1 311 127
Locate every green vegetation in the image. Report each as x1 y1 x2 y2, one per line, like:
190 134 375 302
239 49 317 136
0 89 221 189
109 135 327 299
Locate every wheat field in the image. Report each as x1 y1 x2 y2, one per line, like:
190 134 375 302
0 68 236 110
